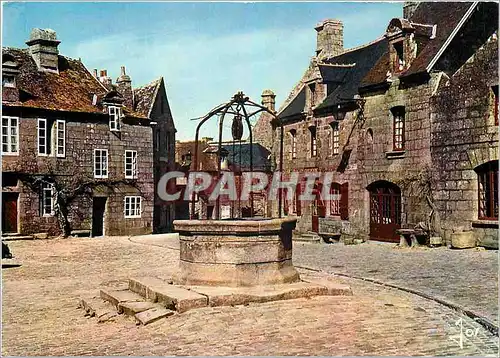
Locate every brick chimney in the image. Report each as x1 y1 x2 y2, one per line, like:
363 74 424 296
98 69 112 86
25 28 61 73
315 19 343 59
261 89 276 112
116 66 133 109
403 2 419 19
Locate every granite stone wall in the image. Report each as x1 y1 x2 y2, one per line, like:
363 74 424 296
430 34 498 248
2 112 154 236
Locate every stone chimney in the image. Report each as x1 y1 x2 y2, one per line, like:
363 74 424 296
116 66 133 109
403 2 419 19
315 19 343 59
25 28 61 73
261 89 276 112
98 69 112 86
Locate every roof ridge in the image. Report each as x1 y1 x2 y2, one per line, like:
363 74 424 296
134 77 162 91
328 35 386 59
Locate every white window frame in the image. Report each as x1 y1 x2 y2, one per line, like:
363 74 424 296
94 149 109 179
108 106 122 132
124 196 142 218
38 118 48 156
125 150 138 179
41 182 55 216
331 122 340 156
290 130 297 159
1 116 19 155
310 127 317 158
55 120 66 158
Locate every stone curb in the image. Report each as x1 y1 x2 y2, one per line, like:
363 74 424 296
296 265 499 337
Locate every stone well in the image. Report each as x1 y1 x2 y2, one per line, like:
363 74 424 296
173 217 300 287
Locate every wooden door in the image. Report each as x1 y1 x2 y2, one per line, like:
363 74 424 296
92 197 107 237
368 181 401 242
311 183 324 233
2 193 18 233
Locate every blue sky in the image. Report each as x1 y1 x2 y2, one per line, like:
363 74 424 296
2 2 402 140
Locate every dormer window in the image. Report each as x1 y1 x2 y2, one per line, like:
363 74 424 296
108 106 122 131
393 41 405 72
2 75 15 88
308 83 316 108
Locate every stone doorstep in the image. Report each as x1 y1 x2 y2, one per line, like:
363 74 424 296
185 280 352 308
293 237 322 244
1 258 21 268
117 301 157 316
78 296 118 323
134 307 175 325
99 289 144 312
128 277 208 313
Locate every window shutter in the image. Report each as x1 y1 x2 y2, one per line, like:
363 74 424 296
340 182 349 220
283 190 289 215
296 183 302 216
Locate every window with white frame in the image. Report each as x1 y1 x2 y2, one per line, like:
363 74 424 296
125 150 138 179
1 116 19 154
124 196 141 218
56 120 65 157
309 126 317 157
94 149 108 178
329 183 341 216
108 106 121 131
331 122 339 155
38 118 52 155
392 106 405 151
290 129 297 159
40 182 55 216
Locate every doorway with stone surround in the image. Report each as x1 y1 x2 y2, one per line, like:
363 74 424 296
368 180 401 242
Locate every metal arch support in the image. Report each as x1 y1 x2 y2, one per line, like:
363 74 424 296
191 92 284 220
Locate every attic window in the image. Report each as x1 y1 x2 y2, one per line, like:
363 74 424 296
393 41 405 72
308 83 316 108
492 85 498 126
108 106 122 131
2 75 15 88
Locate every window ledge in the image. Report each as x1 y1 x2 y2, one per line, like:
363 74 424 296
385 150 406 159
472 220 498 229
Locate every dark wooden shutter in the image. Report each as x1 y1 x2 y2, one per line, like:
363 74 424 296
340 182 349 220
296 182 302 216
283 189 289 215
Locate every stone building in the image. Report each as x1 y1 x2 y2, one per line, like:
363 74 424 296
254 2 498 247
2 28 176 237
175 138 271 220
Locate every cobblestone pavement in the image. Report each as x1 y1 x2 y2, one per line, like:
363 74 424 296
2 236 498 356
292 241 498 326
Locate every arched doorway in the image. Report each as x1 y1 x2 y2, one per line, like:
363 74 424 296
367 181 401 242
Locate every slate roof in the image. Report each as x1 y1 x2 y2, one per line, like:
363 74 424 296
277 87 306 121
315 37 387 112
222 142 271 172
2 47 148 119
133 78 161 117
360 2 474 88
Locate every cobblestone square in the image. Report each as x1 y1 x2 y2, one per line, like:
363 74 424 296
2 236 498 356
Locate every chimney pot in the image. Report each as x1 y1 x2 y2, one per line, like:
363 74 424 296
25 28 61 73
315 19 343 59
261 89 276 112
116 65 133 108
93 69 98 78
